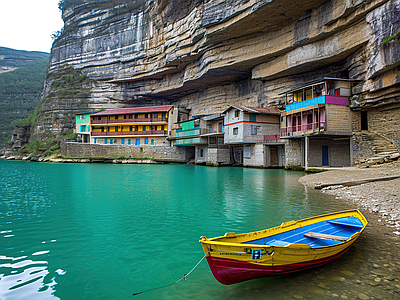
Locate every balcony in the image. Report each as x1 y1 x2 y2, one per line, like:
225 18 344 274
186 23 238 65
175 137 206 145
175 128 207 138
281 122 326 137
91 117 168 125
91 130 167 137
286 96 348 113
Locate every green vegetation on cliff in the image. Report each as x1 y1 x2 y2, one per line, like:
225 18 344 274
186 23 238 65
0 48 50 147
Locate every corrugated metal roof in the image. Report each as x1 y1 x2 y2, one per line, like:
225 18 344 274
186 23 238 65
279 77 362 95
91 105 174 116
223 105 281 115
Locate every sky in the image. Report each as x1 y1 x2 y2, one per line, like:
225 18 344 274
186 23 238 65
0 0 64 53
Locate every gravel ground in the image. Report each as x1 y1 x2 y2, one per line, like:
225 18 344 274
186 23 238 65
300 161 400 236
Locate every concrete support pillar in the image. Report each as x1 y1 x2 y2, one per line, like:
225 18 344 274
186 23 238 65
350 136 353 166
305 136 309 170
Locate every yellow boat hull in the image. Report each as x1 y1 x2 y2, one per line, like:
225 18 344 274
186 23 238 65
200 210 367 285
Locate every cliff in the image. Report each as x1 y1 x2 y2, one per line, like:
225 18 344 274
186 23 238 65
35 0 400 145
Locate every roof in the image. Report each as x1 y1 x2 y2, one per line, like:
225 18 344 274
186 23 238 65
91 105 174 116
75 112 92 115
279 77 362 95
223 105 281 115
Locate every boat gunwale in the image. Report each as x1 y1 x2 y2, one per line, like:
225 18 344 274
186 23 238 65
200 210 367 249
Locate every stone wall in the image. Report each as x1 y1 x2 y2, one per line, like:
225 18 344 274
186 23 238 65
243 144 265 167
207 148 230 166
367 105 400 150
60 141 186 161
308 137 351 167
352 111 362 132
326 105 351 132
285 139 303 167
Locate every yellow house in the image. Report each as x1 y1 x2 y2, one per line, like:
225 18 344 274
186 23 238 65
90 105 174 146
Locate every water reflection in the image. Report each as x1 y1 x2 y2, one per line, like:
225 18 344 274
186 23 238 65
1 161 400 299
0 253 63 300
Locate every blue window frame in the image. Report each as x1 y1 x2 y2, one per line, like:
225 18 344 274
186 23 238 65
145 138 148 144
110 139 113 144
94 138 97 144
161 125 164 130
135 138 140 145
121 138 125 144
128 139 131 145
105 138 108 144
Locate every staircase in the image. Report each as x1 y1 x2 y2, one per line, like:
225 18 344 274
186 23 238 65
353 131 400 165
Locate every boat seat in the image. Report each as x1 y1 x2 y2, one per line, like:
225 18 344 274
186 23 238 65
303 232 349 241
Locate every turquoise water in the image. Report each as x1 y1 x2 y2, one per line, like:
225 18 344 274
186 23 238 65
2 159 397 300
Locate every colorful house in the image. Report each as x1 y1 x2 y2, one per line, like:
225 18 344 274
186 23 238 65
223 105 283 167
280 78 359 168
89 105 174 146
172 114 229 165
75 112 91 143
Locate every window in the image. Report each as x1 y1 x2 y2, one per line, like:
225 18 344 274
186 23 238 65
145 114 148 118
251 125 257 135
128 139 131 145
115 126 118 132
105 138 108 144
154 113 158 118
121 138 125 144
80 115 86 120
249 114 256 122
199 149 204 157
94 138 97 144
145 138 148 144
80 125 87 132
234 110 240 118
135 138 140 145
233 127 238 135
130 126 133 131
151 139 154 145
101 127 105 132
110 139 113 145
161 125 164 131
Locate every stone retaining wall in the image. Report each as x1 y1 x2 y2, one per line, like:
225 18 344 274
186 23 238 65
60 141 186 161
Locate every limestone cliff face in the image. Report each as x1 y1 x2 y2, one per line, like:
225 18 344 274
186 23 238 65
35 0 400 141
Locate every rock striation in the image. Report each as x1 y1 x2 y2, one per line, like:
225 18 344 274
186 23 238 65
35 0 400 148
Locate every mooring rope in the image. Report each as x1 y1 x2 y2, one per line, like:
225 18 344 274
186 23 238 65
132 251 210 296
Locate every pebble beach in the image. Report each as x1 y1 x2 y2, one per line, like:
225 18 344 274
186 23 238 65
300 161 400 236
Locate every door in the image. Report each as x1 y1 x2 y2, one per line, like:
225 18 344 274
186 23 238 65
361 111 368 130
322 146 329 166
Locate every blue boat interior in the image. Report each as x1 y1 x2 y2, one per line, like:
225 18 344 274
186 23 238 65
245 217 364 248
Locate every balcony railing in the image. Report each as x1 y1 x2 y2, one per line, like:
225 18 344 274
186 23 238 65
280 122 326 137
91 130 167 137
286 96 348 112
91 117 168 125
205 127 224 134
175 128 207 138
264 134 281 142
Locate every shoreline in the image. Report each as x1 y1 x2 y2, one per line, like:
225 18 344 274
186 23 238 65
300 161 400 237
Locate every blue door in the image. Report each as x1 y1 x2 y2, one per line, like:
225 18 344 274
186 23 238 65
322 146 329 166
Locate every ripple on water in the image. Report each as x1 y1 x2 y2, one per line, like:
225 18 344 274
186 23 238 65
0 254 64 300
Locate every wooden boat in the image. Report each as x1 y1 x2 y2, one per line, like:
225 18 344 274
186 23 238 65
199 210 367 285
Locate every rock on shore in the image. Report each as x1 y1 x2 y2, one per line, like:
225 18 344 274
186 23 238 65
300 161 400 236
